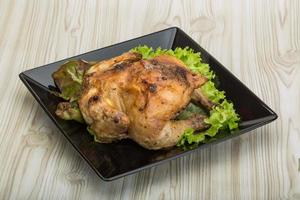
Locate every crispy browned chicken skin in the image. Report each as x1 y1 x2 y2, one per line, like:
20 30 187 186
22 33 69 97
78 52 208 149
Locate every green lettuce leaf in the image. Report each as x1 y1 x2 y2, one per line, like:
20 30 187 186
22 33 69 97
204 100 240 135
52 60 94 123
177 100 239 149
176 128 206 149
200 81 225 104
52 60 92 102
131 46 165 59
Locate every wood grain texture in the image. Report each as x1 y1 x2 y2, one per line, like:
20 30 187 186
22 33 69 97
0 0 299 199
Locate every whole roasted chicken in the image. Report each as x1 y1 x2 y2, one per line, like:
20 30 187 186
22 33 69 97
75 52 209 149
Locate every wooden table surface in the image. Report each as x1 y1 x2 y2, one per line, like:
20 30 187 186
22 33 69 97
0 0 299 199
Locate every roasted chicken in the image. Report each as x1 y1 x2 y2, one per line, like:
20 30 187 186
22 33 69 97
78 52 209 149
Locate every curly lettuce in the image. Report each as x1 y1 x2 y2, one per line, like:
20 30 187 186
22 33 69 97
177 100 239 150
132 45 240 149
201 81 225 104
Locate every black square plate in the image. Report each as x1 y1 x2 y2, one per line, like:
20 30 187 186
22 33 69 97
19 27 277 181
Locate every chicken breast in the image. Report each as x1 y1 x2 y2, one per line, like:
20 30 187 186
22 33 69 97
78 52 208 149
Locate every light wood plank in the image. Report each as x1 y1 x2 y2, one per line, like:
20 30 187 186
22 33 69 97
0 0 299 199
